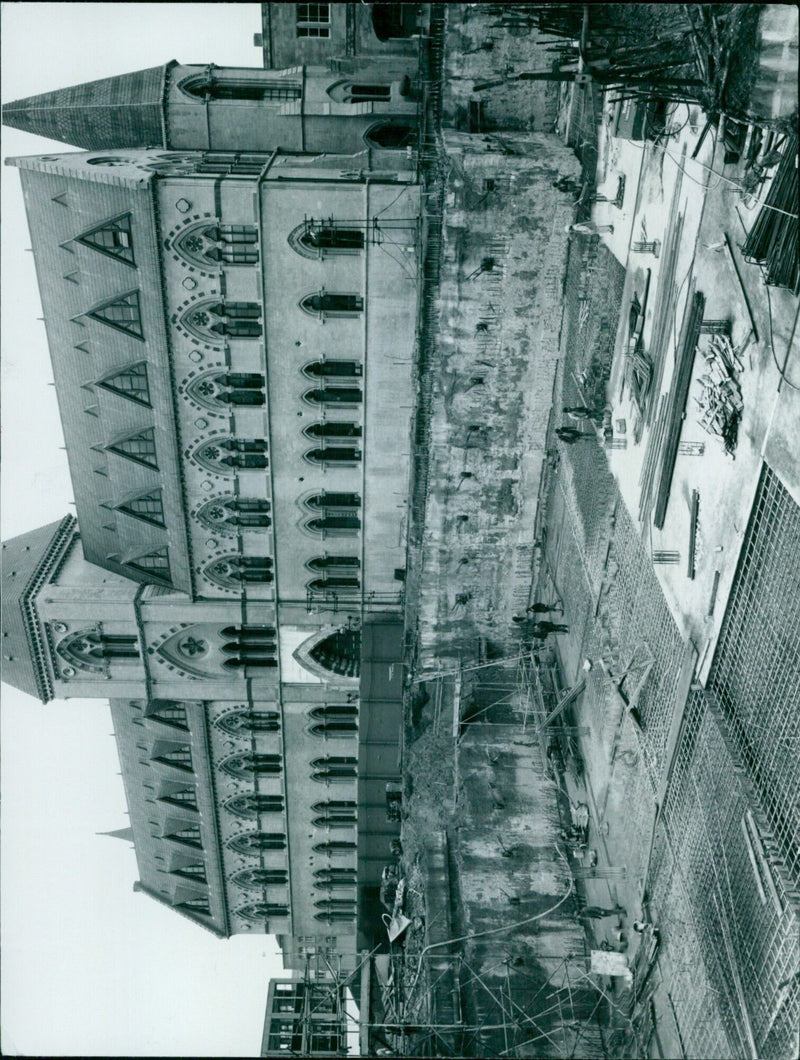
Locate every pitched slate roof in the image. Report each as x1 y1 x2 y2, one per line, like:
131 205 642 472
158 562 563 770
2 64 172 150
1 517 75 701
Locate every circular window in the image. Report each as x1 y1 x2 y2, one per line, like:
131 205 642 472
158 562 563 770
87 156 129 166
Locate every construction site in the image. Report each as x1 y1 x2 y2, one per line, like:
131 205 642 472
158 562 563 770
248 3 799 1057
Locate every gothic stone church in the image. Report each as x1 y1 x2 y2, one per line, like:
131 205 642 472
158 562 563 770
2 40 422 972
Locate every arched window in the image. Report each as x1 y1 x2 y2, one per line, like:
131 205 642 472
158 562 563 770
56 629 140 672
204 555 273 590
306 514 361 536
238 902 289 922
313 840 357 854
225 794 284 819
307 492 361 510
303 422 362 440
289 222 364 259
216 708 280 735
315 898 356 910
307 556 360 592
302 387 362 407
314 867 357 883
192 439 268 475
174 223 259 270
228 831 286 854
180 75 301 103
309 705 358 738
221 753 282 779
365 122 417 149
303 360 363 379
187 372 266 410
181 301 262 342
311 756 357 782
327 81 391 104
305 494 361 535
300 293 363 318
306 627 362 678
196 497 271 534
315 910 355 923
232 868 288 889
311 799 357 827
180 896 212 915
304 446 362 465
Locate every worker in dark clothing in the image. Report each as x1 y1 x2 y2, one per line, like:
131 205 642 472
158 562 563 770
563 404 604 426
553 177 583 196
533 621 570 635
556 426 590 444
580 905 627 920
526 601 562 614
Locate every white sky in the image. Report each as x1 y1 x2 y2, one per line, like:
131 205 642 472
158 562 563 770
0 5 289 1056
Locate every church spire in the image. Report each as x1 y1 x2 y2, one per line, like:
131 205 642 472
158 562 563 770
1 63 173 150
97 827 135 843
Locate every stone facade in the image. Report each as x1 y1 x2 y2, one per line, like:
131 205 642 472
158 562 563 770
2 59 421 970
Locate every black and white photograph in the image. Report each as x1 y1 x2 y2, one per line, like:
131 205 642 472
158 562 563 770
1 2 798 1057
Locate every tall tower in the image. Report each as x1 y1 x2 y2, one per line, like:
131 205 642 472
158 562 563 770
3 61 419 156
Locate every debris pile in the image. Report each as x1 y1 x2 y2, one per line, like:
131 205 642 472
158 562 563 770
694 334 744 456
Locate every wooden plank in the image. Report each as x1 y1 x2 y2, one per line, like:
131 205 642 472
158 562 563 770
687 489 699 579
653 292 705 529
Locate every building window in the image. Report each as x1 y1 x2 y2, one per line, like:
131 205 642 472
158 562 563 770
302 387 362 407
313 840 357 854
314 867 357 885
307 556 360 592
126 547 171 585
55 629 140 672
303 361 362 382
304 492 362 536
153 745 194 772
180 76 301 103
228 831 286 854
216 706 279 735
172 862 206 882
289 222 364 259
238 902 289 921
304 446 362 465
189 371 266 409
315 897 356 910
87 289 144 340
160 787 198 811
192 439 268 475
221 753 282 779
314 910 355 923
181 301 262 342
169 824 203 849
296 3 330 37
232 868 288 889
309 705 358 738
310 756 357 782
106 427 158 470
96 361 151 407
196 497 271 533
300 293 363 318
311 799 357 826
149 702 189 730
307 627 361 678
365 122 417 149
204 555 274 591
328 81 392 104
174 223 259 270
180 896 211 915
225 794 284 819
116 489 165 528
75 212 135 266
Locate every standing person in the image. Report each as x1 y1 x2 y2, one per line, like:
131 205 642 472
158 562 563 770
533 620 570 635
555 426 590 444
579 905 627 920
526 601 562 614
563 404 604 426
